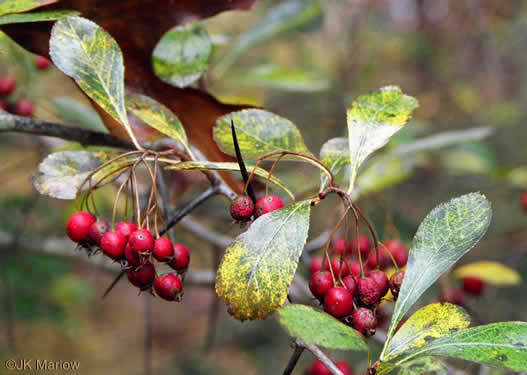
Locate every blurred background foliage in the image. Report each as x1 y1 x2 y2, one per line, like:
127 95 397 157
0 0 526 374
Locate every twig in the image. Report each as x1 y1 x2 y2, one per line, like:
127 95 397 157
231 119 256 203
297 339 344 375
282 343 305 375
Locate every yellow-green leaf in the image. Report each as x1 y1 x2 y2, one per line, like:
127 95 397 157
384 303 471 361
398 357 447 375
165 161 294 200
0 10 78 25
453 261 521 286
0 0 56 17
215 200 311 320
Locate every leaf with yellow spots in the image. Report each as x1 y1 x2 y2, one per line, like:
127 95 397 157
453 261 521 286
215 200 311 320
384 303 471 362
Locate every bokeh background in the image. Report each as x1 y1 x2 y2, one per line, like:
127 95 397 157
0 0 526 374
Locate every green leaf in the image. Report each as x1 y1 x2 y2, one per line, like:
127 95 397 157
214 109 312 159
238 64 329 92
0 0 56 17
453 261 521 286
319 137 348 187
441 142 497 175
126 94 192 156
384 303 471 361
346 86 418 193
217 0 323 75
51 97 107 132
277 304 367 351
32 150 131 199
399 322 527 372
152 21 212 88
0 10 79 25
215 200 311 320
382 193 492 357
165 161 295 200
398 357 447 375
49 16 138 147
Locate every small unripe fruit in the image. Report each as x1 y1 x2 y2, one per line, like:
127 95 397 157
306 360 331 375
170 243 190 272
342 275 357 296
309 255 324 275
129 229 154 254
154 273 183 301
326 257 350 277
390 271 405 299
309 271 334 300
14 100 33 117
367 248 389 269
230 195 255 221
367 270 389 297
521 190 527 212
35 55 51 70
88 220 109 246
115 221 138 240
440 287 466 306
255 195 284 216
100 231 127 260
462 276 486 296
385 239 408 267
127 261 156 289
66 211 95 243
0 76 16 96
332 237 351 256
358 277 382 305
336 361 354 375
351 307 377 337
152 237 174 262
323 287 354 318
351 235 371 258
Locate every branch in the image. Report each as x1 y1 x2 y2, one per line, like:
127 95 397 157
282 343 305 375
297 339 344 375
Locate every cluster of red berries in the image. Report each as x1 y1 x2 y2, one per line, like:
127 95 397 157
66 211 189 302
440 276 486 306
305 359 354 375
308 236 407 337
0 56 51 116
230 194 284 221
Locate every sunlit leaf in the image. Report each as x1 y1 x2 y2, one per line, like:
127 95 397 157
453 261 521 286
381 193 492 358
384 303 471 361
0 10 78 25
216 201 311 320
152 21 212 88
346 86 418 193
51 97 107 133
319 137 348 188
0 0 57 17
398 357 447 375
277 304 367 351
238 64 329 92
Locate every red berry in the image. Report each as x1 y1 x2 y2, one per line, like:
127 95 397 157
342 275 357 296
66 211 95 243
367 270 389 297
351 235 371 258
170 243 190 272
230 195 255 221
14 100 33 117
306 360 331 375
336 361 354 375
326 257 350 277
0 100 7 111
154 273 183 301
88 220 109 246
100 231 127 260
115 221 138 240
152 237 174 262
0 76 16 96
125 243 146 267
440 287 466 306
352 307 377 337
309 271 334 300
309 255 324 275
324 287 354 318
385 239 409 267
358 277 382 305
389 271 405 299
367 248 389 269
129 229 154 254
35 55 51 70
127 261 156 289
521 190 527 212
462 276 486 296
349 261 363 277
332 237 351 256
255 195 284 216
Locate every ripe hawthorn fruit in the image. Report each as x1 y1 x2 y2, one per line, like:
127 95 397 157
255 195 284 216
66 211 95 243
230 195 255 221
309 271 334 300
326 257 350 277
323 287 354 318
389 271 405 299
462 276 486 295
115 221 138 240
35 55 51 70
127 261 156 289
351 307 377 337
521 189 527 212
170 243 190 272
309 255 324 275
440 287 466 306
367 248 389 269
0 100 7 111
88 220 109 246
14 100 34 117
129 229 154 254
154 273 183 301
152 237 174 262
367 269 389 297
358 277 382 305
125 243 145 267
349 261 362 277
385 239 409 267
336 361 354 375
351 235 371 258
332 237 351 256
342 274 357 296
306 360 331 375
0 76 16 96
100 231 127 260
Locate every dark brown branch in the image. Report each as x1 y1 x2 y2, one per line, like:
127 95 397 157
231 119 256 203
282 343 305 375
